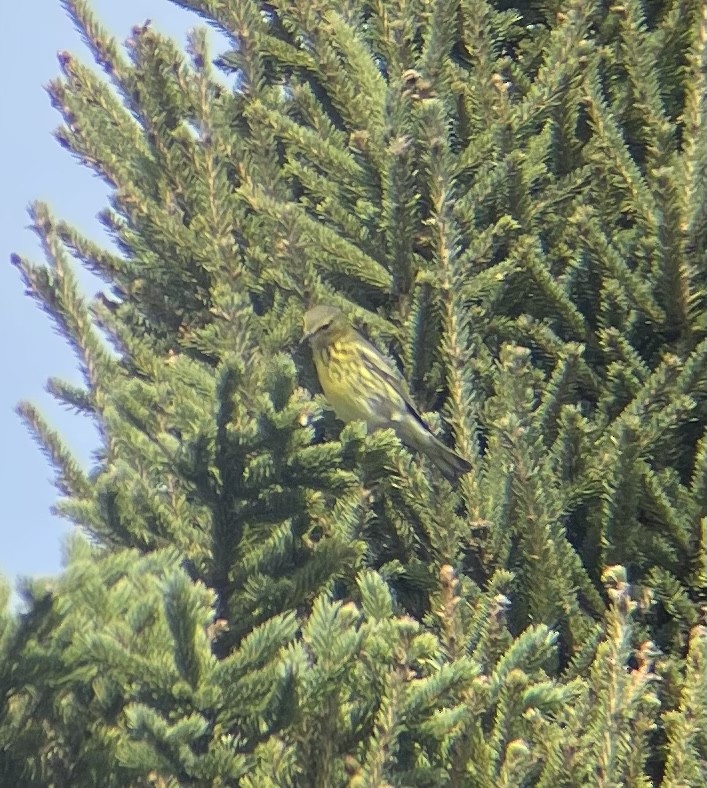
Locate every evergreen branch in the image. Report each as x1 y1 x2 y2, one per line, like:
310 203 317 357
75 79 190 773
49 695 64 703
163 571 214 690
236 177 393 290
45 377 96 416
510 0 593 140
568 206 664 324
252 99 367 188
577 567 660 787
616 0 675 165
286 158 378 254
356 666 402 786
15 402 91 500
363 0 417 79
662 625 707 788
596 341 707 458
49 53 148 190
534 344 583 440
454 213 520 278
53 220 131 287
512 316 601 394
688 431 707 520
680 2 707 250
52 497 115 544
12 206 114 398
518 237 588 338
487 624 557 702
416 99 478 487
269 0 387 142
583 63 660 234
496 733 536 788
212 611 297 686
61 0 127 75
652 166 699 340
379 124 423 300
639 462 693 556
646 567 698 635
420 0 458 85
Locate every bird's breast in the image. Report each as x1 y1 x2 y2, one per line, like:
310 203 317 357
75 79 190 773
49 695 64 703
314 344 379 425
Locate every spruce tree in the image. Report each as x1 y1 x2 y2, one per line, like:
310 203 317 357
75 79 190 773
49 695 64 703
2 0 706 784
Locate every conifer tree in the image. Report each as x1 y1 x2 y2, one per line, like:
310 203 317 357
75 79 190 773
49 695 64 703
2 0 706 784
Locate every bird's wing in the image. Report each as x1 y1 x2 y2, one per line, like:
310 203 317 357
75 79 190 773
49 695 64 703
355 337 430 429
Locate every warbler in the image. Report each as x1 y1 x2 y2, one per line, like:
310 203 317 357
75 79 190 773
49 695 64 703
302 305 472 481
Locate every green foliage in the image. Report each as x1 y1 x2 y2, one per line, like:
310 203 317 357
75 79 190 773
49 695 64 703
4 0 707 784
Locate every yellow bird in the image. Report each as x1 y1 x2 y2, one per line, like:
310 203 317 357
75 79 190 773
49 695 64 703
302 305 471 482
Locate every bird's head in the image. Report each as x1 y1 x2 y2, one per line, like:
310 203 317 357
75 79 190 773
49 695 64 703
301 305 350 348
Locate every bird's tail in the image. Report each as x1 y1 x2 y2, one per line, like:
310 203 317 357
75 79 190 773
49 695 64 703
399 419 472 482
424 434 472 482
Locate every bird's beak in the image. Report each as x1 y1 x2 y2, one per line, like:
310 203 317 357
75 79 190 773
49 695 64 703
299 329 310 346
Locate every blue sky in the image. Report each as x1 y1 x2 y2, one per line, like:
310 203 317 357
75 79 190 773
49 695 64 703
0 1 227 594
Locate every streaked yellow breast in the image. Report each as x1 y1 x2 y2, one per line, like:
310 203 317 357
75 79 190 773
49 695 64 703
313 341 380 425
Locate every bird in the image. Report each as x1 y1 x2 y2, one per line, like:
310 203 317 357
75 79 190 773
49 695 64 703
301 305 472 482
